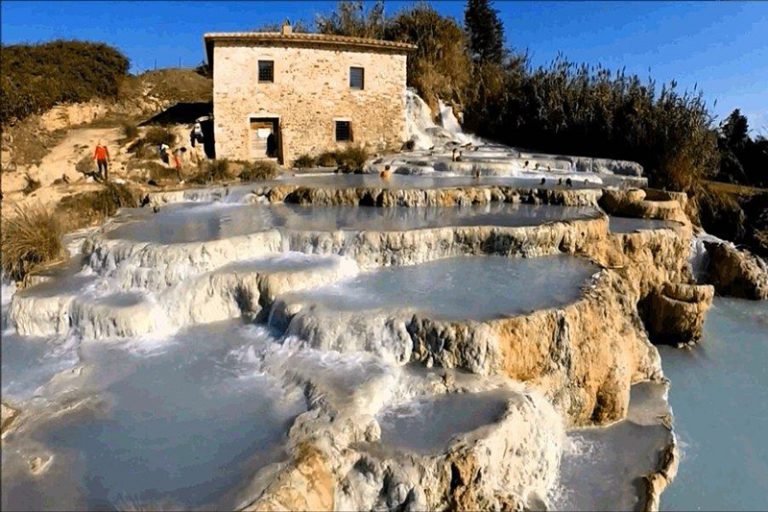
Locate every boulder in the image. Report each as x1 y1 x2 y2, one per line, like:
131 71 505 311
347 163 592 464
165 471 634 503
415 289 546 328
2 401 20 436
644 283 714 345
704 242 768 300
599 188 690 224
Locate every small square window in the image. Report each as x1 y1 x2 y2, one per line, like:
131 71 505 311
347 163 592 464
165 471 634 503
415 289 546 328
259 60 274 83
335 121 352 142
349 67 364 90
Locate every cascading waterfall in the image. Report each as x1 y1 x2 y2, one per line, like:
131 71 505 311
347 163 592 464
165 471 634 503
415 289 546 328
1 187 678 511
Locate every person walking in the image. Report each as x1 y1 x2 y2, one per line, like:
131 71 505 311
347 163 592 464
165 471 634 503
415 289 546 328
93 141 110 181
190 123 205 166
173 147 187 181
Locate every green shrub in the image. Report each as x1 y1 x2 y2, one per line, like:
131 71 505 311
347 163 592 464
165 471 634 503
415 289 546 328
0 40 129 125
239 160 278 181
143 127 176 147
1 206 65 281
293 154 317 169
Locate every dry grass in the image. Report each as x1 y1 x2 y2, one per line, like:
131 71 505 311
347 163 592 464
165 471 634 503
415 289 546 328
5 120 68 166
189 159 233 184
143 126 176 147
22 174 41 195
1 206 65 281
126 160 177 181
121 122 139 141
56 182 138 229
238 160 278 181
75 154 95 176
130 68 213 104
316 151 338 168
293 154 316 168
704 180 767 197
300 147 369 172
336 146 369 173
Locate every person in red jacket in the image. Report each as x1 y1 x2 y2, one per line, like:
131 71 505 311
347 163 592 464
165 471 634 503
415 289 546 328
93 141 110 181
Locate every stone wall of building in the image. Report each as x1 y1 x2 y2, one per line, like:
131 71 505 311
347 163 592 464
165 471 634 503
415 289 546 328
212 41 408 164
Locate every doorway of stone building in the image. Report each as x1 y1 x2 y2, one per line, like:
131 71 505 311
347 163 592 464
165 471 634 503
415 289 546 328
249 117 281 164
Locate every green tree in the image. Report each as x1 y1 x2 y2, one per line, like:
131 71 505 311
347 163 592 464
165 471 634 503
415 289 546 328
386 4 472 107
0 40 129 124
464 0 505 65
721 109 749 150
316 1 386 39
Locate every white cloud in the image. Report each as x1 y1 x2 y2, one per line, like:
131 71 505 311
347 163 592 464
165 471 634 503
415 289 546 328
746 111 768 137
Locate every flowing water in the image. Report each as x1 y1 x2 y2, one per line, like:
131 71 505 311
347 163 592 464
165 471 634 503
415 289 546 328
2 190 721 511
270 173 602 190
659 298 768 511
2 198 602 510
1 322 306 511
554 382 674 511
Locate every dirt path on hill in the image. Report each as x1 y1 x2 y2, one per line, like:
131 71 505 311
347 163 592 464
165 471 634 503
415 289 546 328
1 126 129 217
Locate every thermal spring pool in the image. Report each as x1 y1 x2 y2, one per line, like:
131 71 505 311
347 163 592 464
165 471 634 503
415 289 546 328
658 298 768 511
280 254 599 321
609 216 678 234
1 192 684 511
1 322 306 511
377 389 513 455
555 382 674 511
105 202 601 244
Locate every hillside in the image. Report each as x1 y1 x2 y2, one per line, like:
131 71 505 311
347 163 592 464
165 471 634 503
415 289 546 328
0 67 212 223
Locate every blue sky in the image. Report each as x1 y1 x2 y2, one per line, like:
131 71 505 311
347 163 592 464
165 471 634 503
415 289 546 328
2 1 766 133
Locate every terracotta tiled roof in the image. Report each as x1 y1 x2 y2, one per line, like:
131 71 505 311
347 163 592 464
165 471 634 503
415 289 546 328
205 31 417 51
204 31 417 68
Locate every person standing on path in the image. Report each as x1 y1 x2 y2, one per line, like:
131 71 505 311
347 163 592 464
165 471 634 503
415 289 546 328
159 143 170 166
93 140 110 181
173 147 187 181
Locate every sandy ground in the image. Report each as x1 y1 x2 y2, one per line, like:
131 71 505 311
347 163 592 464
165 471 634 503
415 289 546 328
1 126 132 216
0 122 211 220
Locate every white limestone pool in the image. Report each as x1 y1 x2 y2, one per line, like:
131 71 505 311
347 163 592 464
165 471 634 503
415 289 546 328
106 202 601 244
282 254 598 321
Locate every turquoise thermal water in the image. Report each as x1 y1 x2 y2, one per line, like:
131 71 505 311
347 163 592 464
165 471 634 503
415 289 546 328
378 389 511 455
555 382 674 511
285 254 598 320
106 202 601 244
608 216 678 234
659 298 768 511
1 322 305 511
268 173 603 190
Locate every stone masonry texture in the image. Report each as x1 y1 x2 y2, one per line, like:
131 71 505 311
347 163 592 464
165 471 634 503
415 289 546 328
211 39 409 165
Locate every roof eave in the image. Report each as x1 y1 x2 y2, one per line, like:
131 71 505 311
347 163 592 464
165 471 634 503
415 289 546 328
203 33 417 71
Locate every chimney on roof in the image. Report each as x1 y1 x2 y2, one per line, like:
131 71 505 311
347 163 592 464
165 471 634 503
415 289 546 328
281 20 292 35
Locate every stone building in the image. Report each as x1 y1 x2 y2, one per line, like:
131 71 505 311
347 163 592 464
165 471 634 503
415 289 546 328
204 25 416 165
